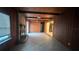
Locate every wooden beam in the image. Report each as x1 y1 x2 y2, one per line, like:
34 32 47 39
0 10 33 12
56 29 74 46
26 16 53 19
19 10 63 15
26 19 52 21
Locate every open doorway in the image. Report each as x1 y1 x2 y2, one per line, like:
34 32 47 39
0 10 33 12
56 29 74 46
26 20 54 37
26 20 29 34
40 22 45 32
44 21 54 37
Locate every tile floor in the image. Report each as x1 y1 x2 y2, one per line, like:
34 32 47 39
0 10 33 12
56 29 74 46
11 33 69 51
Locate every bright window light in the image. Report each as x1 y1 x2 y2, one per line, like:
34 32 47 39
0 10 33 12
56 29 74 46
0 12 11 44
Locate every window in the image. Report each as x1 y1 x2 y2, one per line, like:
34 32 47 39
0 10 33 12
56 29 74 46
0 12 11 44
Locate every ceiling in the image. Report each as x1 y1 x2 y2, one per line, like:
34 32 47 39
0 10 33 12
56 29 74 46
18 7 65 21
25 13 54 21
19 7 65 13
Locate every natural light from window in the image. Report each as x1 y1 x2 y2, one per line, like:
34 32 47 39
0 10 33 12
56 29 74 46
0 12 11 44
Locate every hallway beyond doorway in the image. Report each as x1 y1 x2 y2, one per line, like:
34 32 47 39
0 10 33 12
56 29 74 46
11 33 69 51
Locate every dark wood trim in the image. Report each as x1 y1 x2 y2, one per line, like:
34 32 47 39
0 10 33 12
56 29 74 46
16 10 19 44
19 10 63 15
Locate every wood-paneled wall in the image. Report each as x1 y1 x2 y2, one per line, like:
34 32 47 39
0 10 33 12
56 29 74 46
54 8 79 50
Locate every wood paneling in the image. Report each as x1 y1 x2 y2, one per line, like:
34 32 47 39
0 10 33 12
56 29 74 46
53 8 79 50
19 7 65 14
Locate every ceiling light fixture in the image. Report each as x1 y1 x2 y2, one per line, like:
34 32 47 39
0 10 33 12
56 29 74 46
37 16 41 19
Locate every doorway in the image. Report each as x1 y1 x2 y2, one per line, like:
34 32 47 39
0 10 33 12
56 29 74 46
26 21 29 33
40 22 45 32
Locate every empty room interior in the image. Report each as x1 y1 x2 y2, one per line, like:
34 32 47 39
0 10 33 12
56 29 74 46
0 7 79 51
